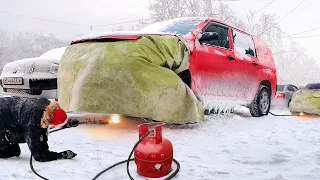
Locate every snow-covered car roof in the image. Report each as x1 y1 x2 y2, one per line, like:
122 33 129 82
38 46 67 60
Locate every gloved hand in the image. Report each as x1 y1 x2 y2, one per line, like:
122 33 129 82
59 150 77 159
64 119 80 128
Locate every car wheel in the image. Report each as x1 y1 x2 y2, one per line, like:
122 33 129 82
249 85 271 117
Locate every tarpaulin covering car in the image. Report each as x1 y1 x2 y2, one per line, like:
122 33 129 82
289 83 320 115
58 34 204 124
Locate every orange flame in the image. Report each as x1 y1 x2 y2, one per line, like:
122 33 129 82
111 114 120 124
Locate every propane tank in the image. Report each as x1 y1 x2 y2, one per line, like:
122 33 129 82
134 123 173 178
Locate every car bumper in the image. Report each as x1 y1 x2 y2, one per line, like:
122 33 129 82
271 98 289 107
2 89 58 99
1 78 58 99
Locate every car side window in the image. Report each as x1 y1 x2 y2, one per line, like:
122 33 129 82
202 22 229 49
232 29 257 58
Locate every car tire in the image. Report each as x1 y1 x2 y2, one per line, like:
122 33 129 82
249 85 271 117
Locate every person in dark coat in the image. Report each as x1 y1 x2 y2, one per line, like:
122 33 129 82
0 96 77 162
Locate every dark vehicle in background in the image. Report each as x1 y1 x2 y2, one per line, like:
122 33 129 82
271 84 298 108
305 83 320 90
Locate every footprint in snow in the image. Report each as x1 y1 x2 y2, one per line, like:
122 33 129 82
222 149 232 154
269 174 287 180
234 154 290 165
282 148 299 154
91 157 102 161
240 141 249 144
270 154 291 164
188 155 201 159
208 170 230 175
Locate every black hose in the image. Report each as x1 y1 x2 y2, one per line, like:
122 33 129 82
30 156 49 180
92 130 180 180
30 127 67 180
126 130 152 180
269 111 294 117
31 127 180 180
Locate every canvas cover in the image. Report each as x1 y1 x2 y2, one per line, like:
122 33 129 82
289 89 320 115
58 35 204 124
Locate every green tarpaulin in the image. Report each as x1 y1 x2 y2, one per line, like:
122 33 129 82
289 89 320 115
58 35 204 124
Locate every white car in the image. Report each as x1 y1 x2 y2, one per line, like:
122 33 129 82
271 84 299 108
0 47 67 99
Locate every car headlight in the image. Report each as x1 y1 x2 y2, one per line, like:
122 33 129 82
49 63 59 74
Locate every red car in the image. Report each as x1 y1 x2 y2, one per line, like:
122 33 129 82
72 17 277 117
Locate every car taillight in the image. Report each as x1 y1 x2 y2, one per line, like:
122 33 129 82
277 93 285 98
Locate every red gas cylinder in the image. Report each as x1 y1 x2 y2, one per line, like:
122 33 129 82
134 123 173 178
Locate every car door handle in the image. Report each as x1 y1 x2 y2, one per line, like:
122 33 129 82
252 61 258 66
227 55 235 61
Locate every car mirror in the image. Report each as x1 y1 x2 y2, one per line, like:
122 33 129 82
199 32 219 43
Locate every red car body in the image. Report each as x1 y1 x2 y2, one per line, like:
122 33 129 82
71 17 277 116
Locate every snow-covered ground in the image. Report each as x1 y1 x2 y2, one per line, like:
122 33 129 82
1 107 320 180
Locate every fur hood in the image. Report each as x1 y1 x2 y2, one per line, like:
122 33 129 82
40 101 61 128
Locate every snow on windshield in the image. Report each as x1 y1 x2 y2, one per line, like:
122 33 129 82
140 17 206 35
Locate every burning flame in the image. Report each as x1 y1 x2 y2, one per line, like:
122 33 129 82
111 114 120 124
299 112 304 116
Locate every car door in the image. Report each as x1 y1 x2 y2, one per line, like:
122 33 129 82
231 29 261 101
194 21 237 100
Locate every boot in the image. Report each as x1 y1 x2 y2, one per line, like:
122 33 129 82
0 144 21 158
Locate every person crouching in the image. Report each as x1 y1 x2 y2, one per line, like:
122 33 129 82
0 96 77 162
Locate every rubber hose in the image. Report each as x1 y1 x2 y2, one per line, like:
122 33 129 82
31 128 180 180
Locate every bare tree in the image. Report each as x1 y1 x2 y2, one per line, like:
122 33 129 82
146 0 245 29
0 30 69 71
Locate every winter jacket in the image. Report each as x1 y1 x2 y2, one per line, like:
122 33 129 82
0 96 61 162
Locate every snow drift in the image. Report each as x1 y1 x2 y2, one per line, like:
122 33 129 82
58 35 204 124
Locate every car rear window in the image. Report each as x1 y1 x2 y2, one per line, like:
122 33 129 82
306 83 320 90
277 85 285 91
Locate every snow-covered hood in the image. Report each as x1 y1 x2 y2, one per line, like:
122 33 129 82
1 57 60 78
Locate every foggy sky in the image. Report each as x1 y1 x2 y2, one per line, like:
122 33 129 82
0 0 319 63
